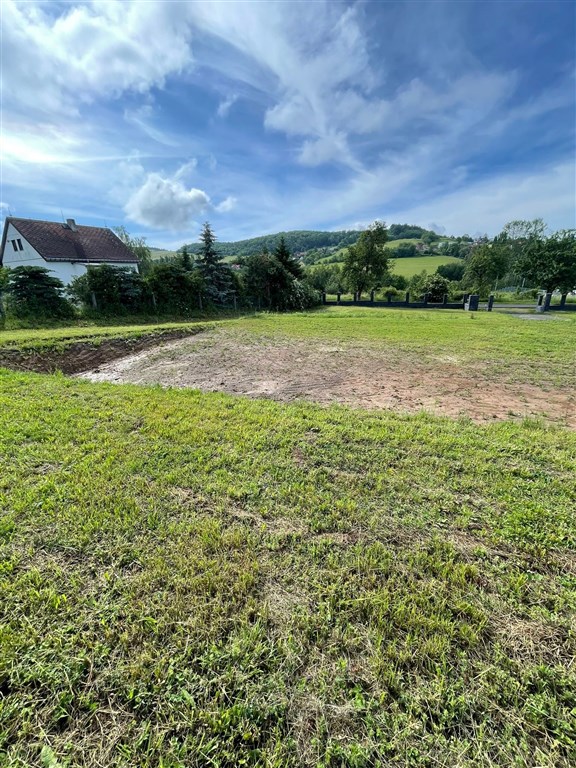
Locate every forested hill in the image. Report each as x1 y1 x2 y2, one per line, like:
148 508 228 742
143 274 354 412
181 224 436 259
182 230 359 258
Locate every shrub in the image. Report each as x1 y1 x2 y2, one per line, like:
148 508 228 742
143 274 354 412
422 274 451 302
6 266 75 319
437 262 465 281
145 263 204 314
69 265 148 314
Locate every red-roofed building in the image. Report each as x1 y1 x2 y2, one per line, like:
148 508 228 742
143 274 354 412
1 217 140 285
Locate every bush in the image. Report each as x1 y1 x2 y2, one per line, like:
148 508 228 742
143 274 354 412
6 266 75 319
377 286 405 301
421 274 451 302
145 263 204 314
69 265 148 314
437 262 465 281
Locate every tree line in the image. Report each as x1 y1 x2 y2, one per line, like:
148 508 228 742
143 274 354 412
1 218 573 323
305 219 576 302
0 223 319 322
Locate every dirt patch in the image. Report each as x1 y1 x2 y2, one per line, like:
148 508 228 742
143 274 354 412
0 329 204 375
78 328 576 428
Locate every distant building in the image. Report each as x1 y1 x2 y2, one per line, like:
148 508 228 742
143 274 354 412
0 217 139 285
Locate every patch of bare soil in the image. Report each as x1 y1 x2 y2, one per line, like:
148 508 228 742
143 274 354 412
0 329 202 375
78 329 576 428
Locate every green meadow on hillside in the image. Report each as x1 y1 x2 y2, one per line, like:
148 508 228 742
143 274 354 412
390 254 461 279
1 309 575 766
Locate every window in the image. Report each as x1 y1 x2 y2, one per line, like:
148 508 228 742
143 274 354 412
11 240 18 252
17 239 23 251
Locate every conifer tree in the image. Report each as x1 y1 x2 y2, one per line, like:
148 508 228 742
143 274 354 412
274 235 304 279
197 222 232 305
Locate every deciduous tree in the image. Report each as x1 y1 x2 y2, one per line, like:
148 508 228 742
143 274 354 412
342 221 389 299
518 230 576 293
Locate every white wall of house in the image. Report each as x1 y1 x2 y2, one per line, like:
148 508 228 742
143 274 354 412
1 223 138 285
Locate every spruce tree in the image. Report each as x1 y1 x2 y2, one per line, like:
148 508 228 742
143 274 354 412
274 235 304 279
7 266 75 318
197 222 232 305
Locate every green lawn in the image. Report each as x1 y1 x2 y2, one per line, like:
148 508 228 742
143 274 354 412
234 307 576 372
1 311 575 767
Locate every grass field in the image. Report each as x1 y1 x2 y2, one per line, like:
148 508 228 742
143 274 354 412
312 252 461 279
390 255 461 279
1 309 575 767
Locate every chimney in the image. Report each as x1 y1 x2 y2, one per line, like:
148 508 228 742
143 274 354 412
66 218 78 232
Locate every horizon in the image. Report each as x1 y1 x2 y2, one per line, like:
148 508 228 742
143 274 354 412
2 1 575 248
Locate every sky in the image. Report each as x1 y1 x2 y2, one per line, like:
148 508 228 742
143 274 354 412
1 0 575 247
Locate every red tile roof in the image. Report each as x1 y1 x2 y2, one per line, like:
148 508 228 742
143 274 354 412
1 218 139 264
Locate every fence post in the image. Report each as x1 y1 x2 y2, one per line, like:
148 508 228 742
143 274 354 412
405 291 410 306
543 292 552 311
560 293 567 309
442 294 448 306
487 295 494 312
151 292 157 311
322 291 327 305
370 289 375 304
465 295 479 311
91 291 98 310
336 291 341 305
423 293 429 306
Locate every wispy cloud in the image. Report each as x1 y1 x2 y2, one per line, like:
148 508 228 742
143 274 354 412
1 0 574 244
216 94 238 118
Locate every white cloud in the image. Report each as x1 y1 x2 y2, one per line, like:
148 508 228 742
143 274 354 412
187 1 377 167
298 134 357 168
124 104 181 147
3 0 194 115
215 196 237 213
216 94 238 118
124 174 211 230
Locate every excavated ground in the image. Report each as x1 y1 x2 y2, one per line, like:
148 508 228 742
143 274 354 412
78 327 576 428
0 329 202 375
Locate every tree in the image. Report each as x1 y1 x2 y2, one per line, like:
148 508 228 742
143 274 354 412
342 221 389 299
274 235 304 279
305 264 343 293
437 261 465 282
197 222 233 306
518 230 576 293
243 248 284 308
68 265 147 313
6 266 74 318
180 247 193 271
463 243 510 296
394 243 417 258
421 231 439 245
145 262 203 314
113 225 152 273
421 274 450 302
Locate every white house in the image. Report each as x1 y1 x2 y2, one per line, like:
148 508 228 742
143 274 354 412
0 217 139 285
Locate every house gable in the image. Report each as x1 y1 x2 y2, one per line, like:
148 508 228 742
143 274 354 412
1 217 140 286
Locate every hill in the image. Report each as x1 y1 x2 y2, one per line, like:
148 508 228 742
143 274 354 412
181 224 440 261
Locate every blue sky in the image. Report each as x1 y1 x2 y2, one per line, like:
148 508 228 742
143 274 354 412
1 0 575 247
